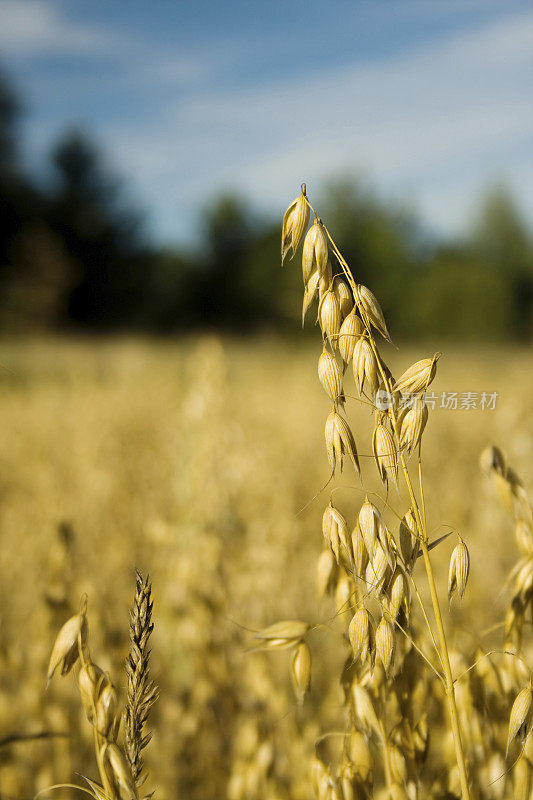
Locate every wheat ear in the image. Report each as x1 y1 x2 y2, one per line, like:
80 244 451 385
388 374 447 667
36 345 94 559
124 569 158 789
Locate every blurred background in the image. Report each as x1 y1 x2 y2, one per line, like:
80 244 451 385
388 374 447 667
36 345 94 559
0 2 533 799
0 0 532 338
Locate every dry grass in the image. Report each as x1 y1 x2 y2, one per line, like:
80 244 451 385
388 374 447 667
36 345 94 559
0 334 532 798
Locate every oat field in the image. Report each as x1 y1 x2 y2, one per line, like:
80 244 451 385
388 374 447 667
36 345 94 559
0 335 532 799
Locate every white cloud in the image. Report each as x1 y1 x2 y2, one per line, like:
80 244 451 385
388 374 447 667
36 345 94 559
0 0 125 56
8 2 533 241
97 9 533 240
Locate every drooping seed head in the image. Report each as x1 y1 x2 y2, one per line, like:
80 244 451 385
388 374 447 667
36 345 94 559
323 501 349 562
375 617 395 677
388 567 409 621
372 419 398 489
399 395 428 456
281 189 310 264
393 353 441 395
302 218 328 282
353 338 379 398
507 683 533 756
333 276 354 318
367 542 392 592
318 348 343 405
349 607 374 666
47 596 89 686
253 619 310 650
338 312 363 364
319 289 342 350
447 539 470 604
358 499 379 561
355 284 391 342
324 411 360 476
291 641 311 704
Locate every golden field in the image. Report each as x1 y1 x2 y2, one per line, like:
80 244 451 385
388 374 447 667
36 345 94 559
0 335 532 799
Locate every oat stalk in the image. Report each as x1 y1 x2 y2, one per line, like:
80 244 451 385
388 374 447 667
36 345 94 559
124 570 158 789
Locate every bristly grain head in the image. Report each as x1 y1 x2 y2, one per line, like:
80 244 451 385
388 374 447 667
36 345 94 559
124 570 158 790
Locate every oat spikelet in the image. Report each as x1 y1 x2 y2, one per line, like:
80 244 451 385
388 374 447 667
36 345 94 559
447 539 470 605
47 594 88 686
291 641 312 704
333 276 354 318
507 683 533 756
324 410 360 476
281 188 309 264
302 217 328 281
124 570 158 789
338 311 363 364
318 347 343 405
393 353 441 395
355 284 391 342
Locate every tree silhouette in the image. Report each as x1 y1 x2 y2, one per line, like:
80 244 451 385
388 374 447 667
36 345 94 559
49 129 147 326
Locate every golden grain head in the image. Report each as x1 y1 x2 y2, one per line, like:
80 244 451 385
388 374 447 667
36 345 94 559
281 190 310 265
352 337 379 398
349 607 374 665
291 641 312 702
399 395 428 455
323 501 349 563
358 498 379 561
393 353 441 395
338 311 363 364
46 599 89 685
318 347 343 404
388 567 409 621
375 617 395 677
319 289 342 350
253 620 310 651
333 276 354 319
302 218 328 282
355 284 391 342
447 539 470 604
372 420 398 489
507 684 533 755
324 410 360 475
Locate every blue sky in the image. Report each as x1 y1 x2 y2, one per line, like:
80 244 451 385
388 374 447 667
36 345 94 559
1 0 532 245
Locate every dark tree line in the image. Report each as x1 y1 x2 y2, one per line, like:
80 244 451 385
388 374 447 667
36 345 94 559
1 66 532 339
